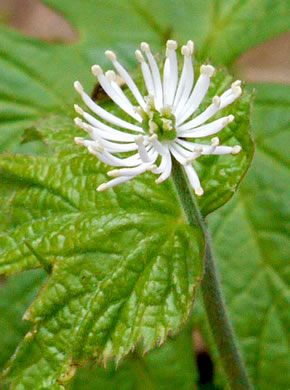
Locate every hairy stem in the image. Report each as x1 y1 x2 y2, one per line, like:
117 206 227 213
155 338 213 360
171 159 253 390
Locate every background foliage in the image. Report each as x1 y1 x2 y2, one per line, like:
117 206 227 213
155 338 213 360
0 0 289 389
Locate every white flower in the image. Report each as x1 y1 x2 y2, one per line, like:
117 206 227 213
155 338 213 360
74 40 242 196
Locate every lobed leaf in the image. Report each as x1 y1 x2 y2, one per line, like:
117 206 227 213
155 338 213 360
0 113 204 387
2 211 203 388
0 271 198 390
70 322 198 390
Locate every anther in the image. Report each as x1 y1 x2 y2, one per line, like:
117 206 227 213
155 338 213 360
135 135 144 145
166 40 178 50
222 115 234 126
140 42 150 52
232 85 242 97
105 70 116 81
149 119 158 133
74 81 84 94
195 187 204 196
105 50 117 62
107 169 120 177
187 40 194 54
232 145 242 154
74 137 85 145
135 50 145 63
209 137 219 153
161 118 173 131
97 183 109 192
135 106 146 120
232 80 241 88
147 110 154 119
181 45 191 56
211 137 220 147
222 118 228 126
74 117 83 127
200 65 215 77
74 104 84 116
160 105 173 117
144 95 155 108
91 65 103 76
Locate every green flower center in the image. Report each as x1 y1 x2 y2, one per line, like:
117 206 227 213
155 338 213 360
138 96 177 142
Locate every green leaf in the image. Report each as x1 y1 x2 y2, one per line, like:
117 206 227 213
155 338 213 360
198 0 290 65
0 122 204 387
195 74 253 215
3 215 202 388
43 0 290 65
0 270 46 372
0 0 254 217
0 61 253 227
70 322 198 390
207 83 290 389
0 25 91 152
0 12 253 383
0 91 250 386
0 271 198 390
2 1 280 387
0 105 250 386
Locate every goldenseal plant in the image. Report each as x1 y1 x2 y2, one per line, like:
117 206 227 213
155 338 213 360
74 40 242 196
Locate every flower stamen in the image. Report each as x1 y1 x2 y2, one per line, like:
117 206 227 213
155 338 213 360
74 40 243 196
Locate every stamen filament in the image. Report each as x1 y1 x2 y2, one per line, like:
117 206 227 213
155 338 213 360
91 65 141 121
176 65 215 125
74 81 142 132
141 42 163 110
155 152 172 183
136 50 155 96
135 135 152 162
105 50 146 109
163 40 178 106
173 43 194 113
184 164 204 196
74 40 243 196
179 115 234 138
97 176 135 191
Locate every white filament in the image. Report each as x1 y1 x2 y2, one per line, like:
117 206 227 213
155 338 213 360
74 40 242 196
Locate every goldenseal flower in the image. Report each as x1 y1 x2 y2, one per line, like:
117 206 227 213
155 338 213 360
74 40 242 196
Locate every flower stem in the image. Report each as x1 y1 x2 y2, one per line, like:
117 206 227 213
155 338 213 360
171 159 253 390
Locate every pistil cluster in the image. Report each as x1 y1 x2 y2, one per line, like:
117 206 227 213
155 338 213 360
74 40 242 196
138 96 177 142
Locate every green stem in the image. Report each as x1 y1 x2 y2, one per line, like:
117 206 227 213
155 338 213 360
171 159 253 390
